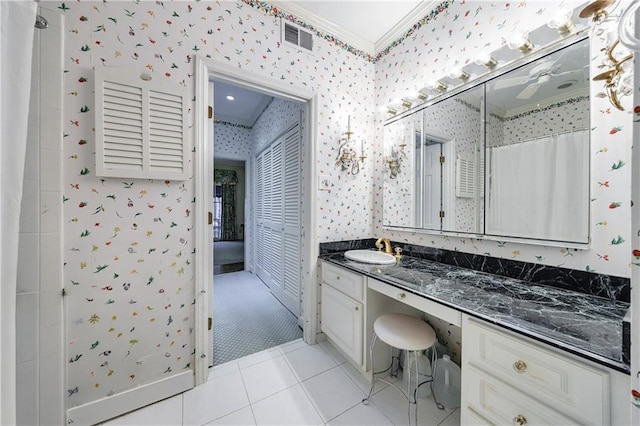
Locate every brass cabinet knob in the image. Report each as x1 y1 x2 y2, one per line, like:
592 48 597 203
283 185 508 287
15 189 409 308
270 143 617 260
513 360 527 373
336 276 340 280
355 306 359 311
512 414 527 425
398 293 406 299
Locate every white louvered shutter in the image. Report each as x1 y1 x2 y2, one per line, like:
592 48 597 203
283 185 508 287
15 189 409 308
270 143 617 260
95 67 189 180
282 124 301 316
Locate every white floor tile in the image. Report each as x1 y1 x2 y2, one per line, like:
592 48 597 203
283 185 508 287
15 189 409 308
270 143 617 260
205 406 256 426
438 408 461 426
371 385 452 426
251 384 323 426
338 362 396 397
284 343 338 381
183 370 250 426
318 340 347 365
240 356 298 403
104 394 182 425
237 347 282 369
277 338 307 354
209 360 240 381
327 401 394 426
301 366 366 422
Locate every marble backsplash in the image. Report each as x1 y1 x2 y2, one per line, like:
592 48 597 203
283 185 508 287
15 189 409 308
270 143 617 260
319 239 630 303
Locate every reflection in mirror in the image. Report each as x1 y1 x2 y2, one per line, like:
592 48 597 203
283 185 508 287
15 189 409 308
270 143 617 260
484 37 590 243
383 86 483 234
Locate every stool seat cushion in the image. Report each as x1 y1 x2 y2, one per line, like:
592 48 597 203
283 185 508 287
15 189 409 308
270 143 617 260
373 313 436 351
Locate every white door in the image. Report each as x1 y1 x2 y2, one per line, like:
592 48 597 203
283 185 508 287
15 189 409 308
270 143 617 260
281 123 301 317
423 143 442 229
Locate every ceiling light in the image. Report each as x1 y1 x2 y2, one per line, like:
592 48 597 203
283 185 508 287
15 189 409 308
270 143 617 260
226 95 235 101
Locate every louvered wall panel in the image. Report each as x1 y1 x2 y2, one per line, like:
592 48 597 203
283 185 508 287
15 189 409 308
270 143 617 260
102 82 144 170
95 67 188 180
149 90 184 172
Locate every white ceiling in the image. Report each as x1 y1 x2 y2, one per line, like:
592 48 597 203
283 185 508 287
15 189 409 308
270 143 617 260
214 1 433 126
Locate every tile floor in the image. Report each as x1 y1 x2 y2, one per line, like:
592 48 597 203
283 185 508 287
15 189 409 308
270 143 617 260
105 339 460 426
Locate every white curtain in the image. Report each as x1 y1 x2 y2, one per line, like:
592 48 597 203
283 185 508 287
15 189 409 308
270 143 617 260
486 130 589 242
0 1 37 424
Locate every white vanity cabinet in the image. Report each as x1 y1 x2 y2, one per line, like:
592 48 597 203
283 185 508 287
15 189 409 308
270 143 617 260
461 315 628 426
320 261 365 366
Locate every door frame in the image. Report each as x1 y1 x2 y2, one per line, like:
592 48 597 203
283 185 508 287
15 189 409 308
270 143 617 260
194 57 318 385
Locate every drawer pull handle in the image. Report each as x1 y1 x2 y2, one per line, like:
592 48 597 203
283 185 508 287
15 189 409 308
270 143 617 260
513 360 527 373
398 293 406 299
512 414 527 425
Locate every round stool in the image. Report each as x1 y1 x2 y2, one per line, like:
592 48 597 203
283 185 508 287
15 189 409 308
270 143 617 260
362 313 443 425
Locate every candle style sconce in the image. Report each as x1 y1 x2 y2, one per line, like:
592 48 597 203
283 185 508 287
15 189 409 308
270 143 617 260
386 142 407 179
580 0 634 110
335 115 365 175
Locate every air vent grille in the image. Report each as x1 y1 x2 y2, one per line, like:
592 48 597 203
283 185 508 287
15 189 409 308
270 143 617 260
282 20 313 53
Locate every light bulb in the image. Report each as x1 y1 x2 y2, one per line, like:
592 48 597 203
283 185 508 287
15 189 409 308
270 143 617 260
427 80 448 93
547 9 575 34
448 68 470 81
474 52 498 68
507 32 534 53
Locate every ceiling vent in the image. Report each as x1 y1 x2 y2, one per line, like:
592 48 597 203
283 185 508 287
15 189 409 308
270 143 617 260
281 20 314 54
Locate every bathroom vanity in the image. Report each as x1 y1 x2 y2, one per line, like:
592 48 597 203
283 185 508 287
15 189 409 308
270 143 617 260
318 252 630 425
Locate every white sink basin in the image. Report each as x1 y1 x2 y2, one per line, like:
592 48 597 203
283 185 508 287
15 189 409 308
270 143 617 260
344 250 396 265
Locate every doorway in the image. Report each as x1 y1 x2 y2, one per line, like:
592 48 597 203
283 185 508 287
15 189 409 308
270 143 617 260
211 80 305 365
213 159 246 275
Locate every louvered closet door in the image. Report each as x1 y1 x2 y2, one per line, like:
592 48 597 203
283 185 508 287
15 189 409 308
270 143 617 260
267 138 285 299
254 121 302 318
257 148 272 285
281 124 301 316
255 153 265 280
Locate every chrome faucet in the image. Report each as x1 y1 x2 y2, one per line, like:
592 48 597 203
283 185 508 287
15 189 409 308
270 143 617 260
375 237 392 254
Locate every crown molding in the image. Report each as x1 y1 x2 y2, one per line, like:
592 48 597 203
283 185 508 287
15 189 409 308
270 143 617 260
374 1 439 55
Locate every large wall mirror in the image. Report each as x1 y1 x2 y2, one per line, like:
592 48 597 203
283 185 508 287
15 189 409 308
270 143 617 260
383 36 590 245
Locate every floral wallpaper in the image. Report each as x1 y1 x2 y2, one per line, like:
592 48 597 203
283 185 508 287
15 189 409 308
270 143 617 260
55 0 635 414
214 122 252 159
374 0 633 279
60 0 214 410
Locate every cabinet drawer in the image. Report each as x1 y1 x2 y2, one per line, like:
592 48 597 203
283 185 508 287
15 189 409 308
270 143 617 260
321 261 364 301
464 317 609 425
464 365 577 425
368 278 461 326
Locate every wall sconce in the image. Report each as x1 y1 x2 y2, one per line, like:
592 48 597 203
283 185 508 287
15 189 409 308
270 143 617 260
386 143 407 179
335 115 365 175
579 0 634 111
474 52 498 69
448 68 470 81
592 39 633 110
547 8 576 34
427 79 448 93
507 32 534 53
579 0 616 23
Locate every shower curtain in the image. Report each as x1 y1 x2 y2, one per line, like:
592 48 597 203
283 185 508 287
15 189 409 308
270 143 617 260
0 1 37 424
486 130 589 242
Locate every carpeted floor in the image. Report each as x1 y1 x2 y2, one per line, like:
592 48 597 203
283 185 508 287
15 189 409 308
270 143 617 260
214 240 244 265
212 271 303 365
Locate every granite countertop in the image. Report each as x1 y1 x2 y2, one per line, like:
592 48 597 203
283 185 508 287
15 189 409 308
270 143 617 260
320 251 630 374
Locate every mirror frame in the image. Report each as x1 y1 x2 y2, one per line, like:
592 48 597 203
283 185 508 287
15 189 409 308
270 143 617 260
382 31 591 249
